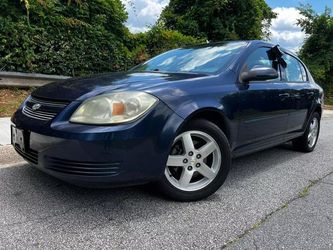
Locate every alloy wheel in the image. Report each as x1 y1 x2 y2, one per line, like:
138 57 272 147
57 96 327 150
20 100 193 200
165 130 222 192
308 117 319 148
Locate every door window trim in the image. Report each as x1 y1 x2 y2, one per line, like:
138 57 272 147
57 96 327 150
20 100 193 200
239 46 283 83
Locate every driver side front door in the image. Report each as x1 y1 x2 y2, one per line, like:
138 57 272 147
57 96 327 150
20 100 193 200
236 47 290 150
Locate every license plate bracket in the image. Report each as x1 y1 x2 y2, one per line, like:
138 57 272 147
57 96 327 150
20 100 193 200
11 126 27 152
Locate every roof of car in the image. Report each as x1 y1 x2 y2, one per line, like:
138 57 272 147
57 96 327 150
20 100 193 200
185 40 298 58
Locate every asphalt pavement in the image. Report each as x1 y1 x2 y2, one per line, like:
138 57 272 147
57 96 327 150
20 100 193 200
231 174 333 250
0 118 332 249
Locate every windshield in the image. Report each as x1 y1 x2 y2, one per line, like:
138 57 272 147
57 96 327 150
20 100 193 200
131 41 248 74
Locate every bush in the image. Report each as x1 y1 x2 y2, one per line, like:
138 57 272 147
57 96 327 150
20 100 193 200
0 0 135 76
130 25 204 65
0 18 134 76
298 6 333 97
0 1 202 76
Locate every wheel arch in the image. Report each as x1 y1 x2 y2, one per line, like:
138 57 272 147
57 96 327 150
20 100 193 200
314 105 322 117
177 108 234 147
302 104 322 132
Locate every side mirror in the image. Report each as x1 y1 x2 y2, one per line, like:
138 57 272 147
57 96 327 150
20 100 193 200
240 66 278 83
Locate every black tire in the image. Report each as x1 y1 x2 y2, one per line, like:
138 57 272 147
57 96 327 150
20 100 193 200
157 119 231 201
292 112 320 152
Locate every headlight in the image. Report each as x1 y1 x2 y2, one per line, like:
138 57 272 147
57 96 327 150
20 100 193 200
70 91 158 124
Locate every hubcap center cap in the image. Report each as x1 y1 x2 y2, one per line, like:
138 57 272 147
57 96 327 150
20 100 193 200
189 154 200 166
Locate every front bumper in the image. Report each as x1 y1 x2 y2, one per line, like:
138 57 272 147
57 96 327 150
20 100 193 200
11 101 184 187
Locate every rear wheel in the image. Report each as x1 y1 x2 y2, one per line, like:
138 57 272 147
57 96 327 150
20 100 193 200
157 119 231 201
292 112 320 152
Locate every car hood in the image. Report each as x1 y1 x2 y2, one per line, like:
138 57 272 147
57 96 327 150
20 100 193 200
32 71 205 102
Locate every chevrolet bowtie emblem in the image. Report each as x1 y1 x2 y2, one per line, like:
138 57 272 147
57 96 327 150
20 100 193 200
32 103 41 111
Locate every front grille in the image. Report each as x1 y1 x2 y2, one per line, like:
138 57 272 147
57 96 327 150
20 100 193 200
22 106 57 121
46 157 121 177
29 97 68 108
22 96 69 122
14 145 38 165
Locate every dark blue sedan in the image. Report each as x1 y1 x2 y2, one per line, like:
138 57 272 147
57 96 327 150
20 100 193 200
11 40 323 201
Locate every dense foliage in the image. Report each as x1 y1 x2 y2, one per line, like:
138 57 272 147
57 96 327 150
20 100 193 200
1 0 331 102
0 0 200 76
130 24 204 65
0 0 132 75
160 0 276 41
298 6 333 98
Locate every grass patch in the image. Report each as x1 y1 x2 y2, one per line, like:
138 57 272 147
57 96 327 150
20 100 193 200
325 97 333 106
0 88 32 117
298 180 316 198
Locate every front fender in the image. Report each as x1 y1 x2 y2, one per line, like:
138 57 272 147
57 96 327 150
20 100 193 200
149 82 240 150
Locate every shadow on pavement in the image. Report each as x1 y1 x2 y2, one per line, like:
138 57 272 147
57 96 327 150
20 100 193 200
0 145 302 227
1 143 303 207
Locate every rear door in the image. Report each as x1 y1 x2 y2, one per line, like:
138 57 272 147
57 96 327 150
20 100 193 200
281 54 315 132
236 47 290 146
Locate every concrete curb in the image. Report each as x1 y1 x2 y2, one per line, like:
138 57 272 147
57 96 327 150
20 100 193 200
0 161 26 169
0 145 23 165
0 117 11 146
323 109 333 118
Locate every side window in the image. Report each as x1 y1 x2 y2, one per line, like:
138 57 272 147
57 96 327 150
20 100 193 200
244 47 280 80
245 48 276 70
283 54 306 82
299 62 308 81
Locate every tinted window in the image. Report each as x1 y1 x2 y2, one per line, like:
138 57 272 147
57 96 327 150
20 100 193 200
245 48 275 70
244 47 280 80
299 61 308 81
132 41 248 74
283 54 305 82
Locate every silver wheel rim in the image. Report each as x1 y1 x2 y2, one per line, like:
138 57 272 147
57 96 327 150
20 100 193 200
308 117 319 148
165 130 222 192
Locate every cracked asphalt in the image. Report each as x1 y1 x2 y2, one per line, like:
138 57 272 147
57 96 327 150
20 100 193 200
0 118 332 249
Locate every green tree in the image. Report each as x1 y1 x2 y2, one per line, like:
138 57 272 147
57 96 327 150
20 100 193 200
0 0 132 76
160 0 276 41
0 0 203 75
130 24 204 65
298 5 333 99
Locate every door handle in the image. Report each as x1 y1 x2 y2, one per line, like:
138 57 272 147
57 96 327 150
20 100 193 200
279 93 290 98
292 93 301 99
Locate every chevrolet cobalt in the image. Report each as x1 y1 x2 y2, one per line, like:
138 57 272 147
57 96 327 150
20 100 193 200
11 41 323 201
